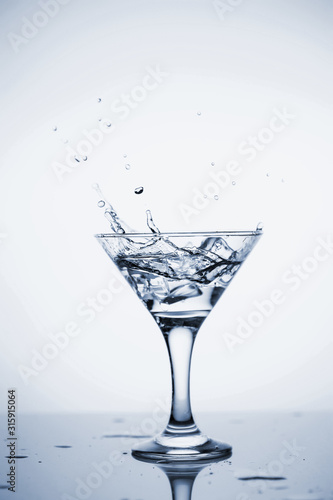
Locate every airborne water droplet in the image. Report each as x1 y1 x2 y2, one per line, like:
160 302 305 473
83 156 88 161
106 122 111 128
98 200 105 208
53 126 57 132
281 178 285 183
214 195 219 200
266 173 270 177
135 186 144 195
232 181 236 186
256 222 264 231
97 98 101 103
197 111 201 116
125 164 131 170
74 156 80 162
123 154 127 158
211 162 215 166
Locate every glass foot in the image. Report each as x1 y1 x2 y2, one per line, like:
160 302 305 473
132 436 232 463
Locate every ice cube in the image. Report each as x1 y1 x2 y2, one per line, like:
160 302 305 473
162 283 202 304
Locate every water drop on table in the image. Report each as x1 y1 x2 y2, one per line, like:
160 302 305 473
98 200 105 208
135 186 144 195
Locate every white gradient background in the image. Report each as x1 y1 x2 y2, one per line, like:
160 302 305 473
0 0 332 414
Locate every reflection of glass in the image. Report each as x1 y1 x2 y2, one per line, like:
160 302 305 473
96 231 262 462
134 458 227 500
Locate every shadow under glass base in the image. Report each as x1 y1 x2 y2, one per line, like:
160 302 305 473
132 436 232 463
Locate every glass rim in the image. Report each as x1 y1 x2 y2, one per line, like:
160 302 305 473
94 230 263 238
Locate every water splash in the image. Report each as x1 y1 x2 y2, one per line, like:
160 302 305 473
92 184 125 234
146 210 160 234
134 186 144 195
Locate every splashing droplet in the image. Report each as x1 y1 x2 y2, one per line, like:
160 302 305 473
146 209 160 234
97 98 101 103
135 186 144 195
98 200 105 208
232 181 236 186
83 156 88 161
92 183 125 234
266 173 270 177
74 156 80 163
53 126 57 132
211 162 215 166
106 122 111 128
125 164 131 170
123 154 127 158
214 195 219 200
197 111 201 116
256 222 264 231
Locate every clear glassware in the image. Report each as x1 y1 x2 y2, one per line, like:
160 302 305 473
95 231 262 462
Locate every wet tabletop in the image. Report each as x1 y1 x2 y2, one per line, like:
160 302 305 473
0 412 332 499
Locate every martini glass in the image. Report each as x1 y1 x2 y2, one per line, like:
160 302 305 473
95 230 262 462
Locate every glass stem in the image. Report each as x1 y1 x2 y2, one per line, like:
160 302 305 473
169 477 194 500
162 324 200 437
